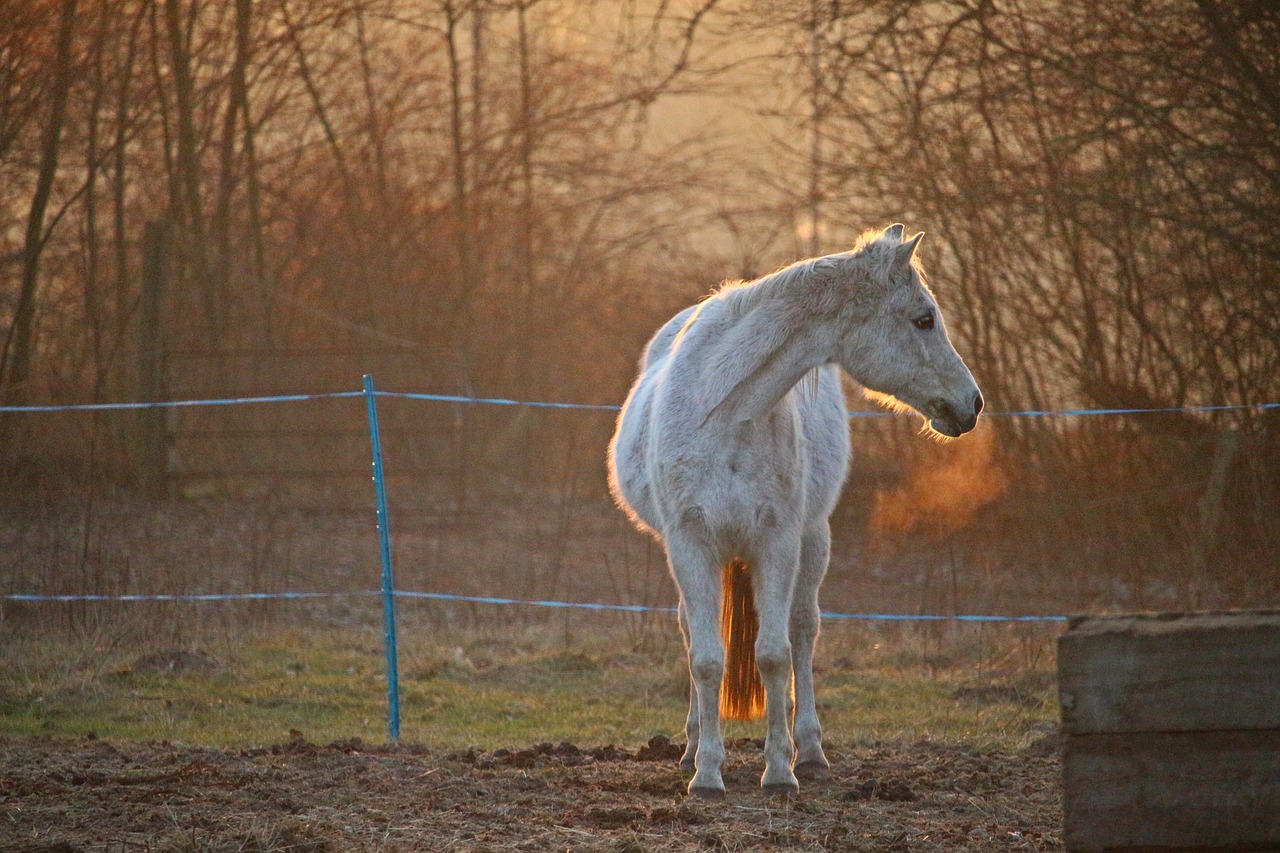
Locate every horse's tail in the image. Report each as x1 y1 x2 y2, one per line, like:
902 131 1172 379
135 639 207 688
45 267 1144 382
719 559 765 721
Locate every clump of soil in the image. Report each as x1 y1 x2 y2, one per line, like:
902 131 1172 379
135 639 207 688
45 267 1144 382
636 734 684 762
0 734 1063 851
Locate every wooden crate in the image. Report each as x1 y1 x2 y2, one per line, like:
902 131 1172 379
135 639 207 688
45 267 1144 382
1058 610 1280 852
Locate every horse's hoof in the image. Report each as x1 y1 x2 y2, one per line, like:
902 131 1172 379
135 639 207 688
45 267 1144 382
794 759 830 781
762 782 799 799
688 785 726 800
679 758 697 774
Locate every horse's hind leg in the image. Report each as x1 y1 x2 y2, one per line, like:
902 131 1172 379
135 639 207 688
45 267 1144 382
677 601 699 773
666 529 727 797
753 535 804 796
791 523 832 779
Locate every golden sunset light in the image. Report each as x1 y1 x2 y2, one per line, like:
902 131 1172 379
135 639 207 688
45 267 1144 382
2 2 1276 848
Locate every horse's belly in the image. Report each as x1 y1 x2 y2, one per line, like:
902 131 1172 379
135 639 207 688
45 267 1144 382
654 431 808 544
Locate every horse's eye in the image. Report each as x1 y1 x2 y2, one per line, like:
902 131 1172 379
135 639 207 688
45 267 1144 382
912 311 935 331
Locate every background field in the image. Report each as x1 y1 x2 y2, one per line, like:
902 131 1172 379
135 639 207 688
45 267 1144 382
1 615 1063 851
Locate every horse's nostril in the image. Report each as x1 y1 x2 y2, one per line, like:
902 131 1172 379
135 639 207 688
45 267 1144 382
973 392 984 418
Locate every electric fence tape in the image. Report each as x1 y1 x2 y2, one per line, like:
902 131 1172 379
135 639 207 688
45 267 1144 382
6 380 1272 740
2 589 1066 622
3 390 1277 416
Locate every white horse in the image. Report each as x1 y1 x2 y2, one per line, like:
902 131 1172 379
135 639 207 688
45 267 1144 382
607 225 982 798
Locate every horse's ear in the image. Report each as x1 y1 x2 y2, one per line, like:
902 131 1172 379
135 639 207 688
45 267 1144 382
884 223 905 242
892 231 923 274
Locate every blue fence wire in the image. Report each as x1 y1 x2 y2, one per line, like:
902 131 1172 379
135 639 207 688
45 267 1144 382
3 389 1277 416
3 591 360 603
1 589 1067 622
0 391 364 412
5 378 1271 739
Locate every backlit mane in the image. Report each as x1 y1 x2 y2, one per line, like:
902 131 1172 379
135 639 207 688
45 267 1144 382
711 256 829 320
711 228 930 325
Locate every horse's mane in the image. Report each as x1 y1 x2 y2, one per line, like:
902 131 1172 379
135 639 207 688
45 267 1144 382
711 257 828 320
707 226 922 321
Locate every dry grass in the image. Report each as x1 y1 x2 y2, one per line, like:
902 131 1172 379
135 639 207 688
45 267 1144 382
0 613 1060 752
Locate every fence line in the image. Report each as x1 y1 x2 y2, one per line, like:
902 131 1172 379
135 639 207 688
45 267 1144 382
3 389 1276 417
3 376 1266 741
0 391 364 412
1 589 1068 622
3 591 365 603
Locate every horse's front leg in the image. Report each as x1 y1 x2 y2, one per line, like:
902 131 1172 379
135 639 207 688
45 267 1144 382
791 523 832 778
667 528 727 797
754 534 804 795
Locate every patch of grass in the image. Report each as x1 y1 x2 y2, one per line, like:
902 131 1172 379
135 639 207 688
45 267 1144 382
0 619 1059 751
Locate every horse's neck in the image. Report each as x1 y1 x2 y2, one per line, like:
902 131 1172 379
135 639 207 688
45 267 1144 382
693 289 828 425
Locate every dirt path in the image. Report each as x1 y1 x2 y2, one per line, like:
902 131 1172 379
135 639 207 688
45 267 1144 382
0 733 1062 851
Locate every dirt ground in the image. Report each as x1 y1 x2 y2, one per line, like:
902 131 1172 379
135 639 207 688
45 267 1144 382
0 732 1062 852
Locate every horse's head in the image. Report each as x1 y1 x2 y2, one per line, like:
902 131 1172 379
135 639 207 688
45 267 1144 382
831 225 982 438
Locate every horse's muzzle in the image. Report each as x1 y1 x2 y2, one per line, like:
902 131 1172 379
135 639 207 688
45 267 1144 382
927 392 982 437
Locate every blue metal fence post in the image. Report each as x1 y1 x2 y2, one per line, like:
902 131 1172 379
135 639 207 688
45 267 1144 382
363 374 401 742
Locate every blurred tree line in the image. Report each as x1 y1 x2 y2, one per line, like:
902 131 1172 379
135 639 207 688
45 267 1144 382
0 0 732 407
764 0 1279 606
1 0 1275 610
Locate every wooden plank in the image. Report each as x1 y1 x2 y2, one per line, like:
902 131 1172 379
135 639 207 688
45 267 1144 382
1064 729 1280 852
1058 610 1280 735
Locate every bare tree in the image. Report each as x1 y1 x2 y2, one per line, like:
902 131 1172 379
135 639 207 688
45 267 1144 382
1 0 79 404
753 0 1280 606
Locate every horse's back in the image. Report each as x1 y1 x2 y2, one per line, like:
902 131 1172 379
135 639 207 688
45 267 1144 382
608 307 698 535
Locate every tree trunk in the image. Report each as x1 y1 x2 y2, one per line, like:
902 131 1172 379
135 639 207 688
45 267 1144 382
1 0 79 404
163 0 219 344
516 0 535 307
